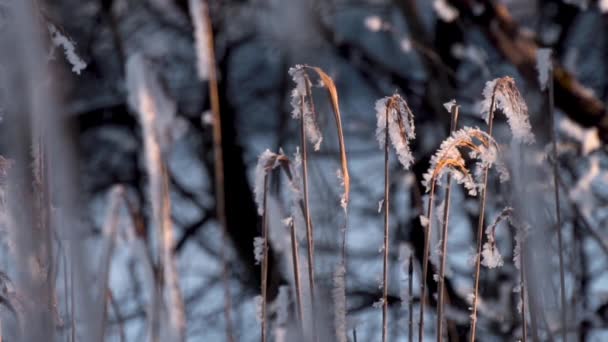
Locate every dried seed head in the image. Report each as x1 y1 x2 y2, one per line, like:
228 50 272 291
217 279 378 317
422 127 503 196
375 94 416 169
480 77 535 144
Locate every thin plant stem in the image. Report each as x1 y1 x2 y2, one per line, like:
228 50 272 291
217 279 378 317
520 251 527 342
408 254 414 342
261 175 270 342
418 180 436 342
70 255 75 342
548 67 567 342
436 105 460 342
382 103 391 342
470 86 497 342
289 218 304 328
203 2 235 340
299 90 317 338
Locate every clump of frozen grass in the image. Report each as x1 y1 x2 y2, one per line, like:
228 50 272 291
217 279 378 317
48 24 86 75
536 49 552 91
289 65 323 151
188 0 211 80
422 127 502 196
375 94 416 169
480 77 535 144
481 208 513 269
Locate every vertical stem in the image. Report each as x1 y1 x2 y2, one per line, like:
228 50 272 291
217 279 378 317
70 255 75 342
289 219 304 328
436 105 459 342
548 67 567 342
470 90 497 342
300 94 317 334
408 254 414 342
261 175 270 342
382 105 390 342
418 182 436 342
520 251 527 342
204 2 234 340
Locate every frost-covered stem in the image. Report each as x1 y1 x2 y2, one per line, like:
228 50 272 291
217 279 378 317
299 91 317 323
408 254 414 342
470 87 497 342
261 175 269 342
289 218 304 327
203 4 235 340
548 71 567 342
436 105 459 342
520 253 527 342
418 181 436 342
70 256 75 342
382 105 390 342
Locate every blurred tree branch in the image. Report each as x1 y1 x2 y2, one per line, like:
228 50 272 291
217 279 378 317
449 0 608 142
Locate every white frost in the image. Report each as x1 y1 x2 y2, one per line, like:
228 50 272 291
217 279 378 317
364 16 384 32
433 0 459 22
289 65 323 151
536 48 552 91
253 236 264 265
375 94 416 169
481 242 503 268
254 149 281 215
48 24 87 75
480 77 535 144
422 127 500 196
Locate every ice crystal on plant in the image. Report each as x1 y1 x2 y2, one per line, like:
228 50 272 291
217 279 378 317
536 48 552 91
480 77 535 144
375 94 416 169
48 24 86 75
481 207 512 268
253 236 264 265
422 127 501 196
289 65 323 151
254 149 282 215
433 0 459 22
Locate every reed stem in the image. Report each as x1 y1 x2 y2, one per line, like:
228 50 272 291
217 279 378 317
436 104 460 342
382 103 391 342
470 87 497 342
260 175 270 342
202 2 235 339
299 92 317 340
418 181 436 342
289 218 304 327
548 66 567 342
408 254 414 342
520 250 527 342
